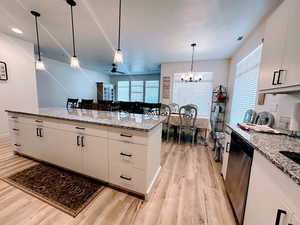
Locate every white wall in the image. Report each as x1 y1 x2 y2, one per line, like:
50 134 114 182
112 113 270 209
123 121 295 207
36 57 110 107
160 59 230 104
0 32 38 137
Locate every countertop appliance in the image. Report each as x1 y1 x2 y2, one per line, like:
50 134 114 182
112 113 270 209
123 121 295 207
225 131 254 225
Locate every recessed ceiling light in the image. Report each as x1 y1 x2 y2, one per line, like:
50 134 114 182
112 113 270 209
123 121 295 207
237 36 244 41
11 27 23 34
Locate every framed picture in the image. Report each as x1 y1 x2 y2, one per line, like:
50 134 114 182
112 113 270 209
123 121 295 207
0 61 8 81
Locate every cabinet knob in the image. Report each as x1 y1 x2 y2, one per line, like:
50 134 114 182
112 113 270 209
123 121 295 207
120 133 132 138
120 152 132 157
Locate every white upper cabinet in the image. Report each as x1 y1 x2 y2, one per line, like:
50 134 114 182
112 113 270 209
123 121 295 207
282 0 300 88
259 0 300 93
259 0 290 91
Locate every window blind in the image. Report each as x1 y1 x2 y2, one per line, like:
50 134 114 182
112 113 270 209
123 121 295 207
230 45 262 124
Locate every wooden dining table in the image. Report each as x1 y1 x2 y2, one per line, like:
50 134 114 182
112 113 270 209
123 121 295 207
168 113 211 139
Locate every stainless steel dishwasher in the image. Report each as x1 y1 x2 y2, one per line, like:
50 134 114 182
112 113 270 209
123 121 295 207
225 131 254 225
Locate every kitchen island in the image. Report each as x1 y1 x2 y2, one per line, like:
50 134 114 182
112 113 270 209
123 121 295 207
6 108 165 199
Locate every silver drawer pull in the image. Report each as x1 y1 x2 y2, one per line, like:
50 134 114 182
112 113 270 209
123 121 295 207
120 133 132 138
35 120 43 123
12 128 19 131
120 152 132 157
14 144 21 147
75 127 85 130
120 175 132 181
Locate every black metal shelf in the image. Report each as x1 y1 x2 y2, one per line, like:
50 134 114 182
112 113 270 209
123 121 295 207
210 85 227 132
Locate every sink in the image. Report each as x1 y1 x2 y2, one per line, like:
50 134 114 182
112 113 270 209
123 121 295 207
280 151 300 165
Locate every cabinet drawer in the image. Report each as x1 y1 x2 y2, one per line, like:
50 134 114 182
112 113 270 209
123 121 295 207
109 140 147 170
109 163 146 194
108 127 147 145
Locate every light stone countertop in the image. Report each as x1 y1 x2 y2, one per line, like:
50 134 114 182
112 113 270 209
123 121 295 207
6 108 166 132
227 123 300 186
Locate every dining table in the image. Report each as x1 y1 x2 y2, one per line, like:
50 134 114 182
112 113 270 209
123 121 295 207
168 113 211 139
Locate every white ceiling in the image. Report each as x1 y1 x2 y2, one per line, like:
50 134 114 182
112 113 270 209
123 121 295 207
0 0 281 75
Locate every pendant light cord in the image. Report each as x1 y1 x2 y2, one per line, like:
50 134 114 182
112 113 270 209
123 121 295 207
191 44 195 72
34 16 41 61
117 0 122 50
70 5 76 57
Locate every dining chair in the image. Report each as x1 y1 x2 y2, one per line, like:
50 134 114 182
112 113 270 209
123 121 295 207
243 109 257 123
169 103 179 113
66 98 79 109
80 99 94 110
160 104 171 141
178 105 197 144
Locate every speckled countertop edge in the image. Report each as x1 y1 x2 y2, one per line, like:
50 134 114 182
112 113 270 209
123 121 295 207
6 109 165 132
227 123 300 186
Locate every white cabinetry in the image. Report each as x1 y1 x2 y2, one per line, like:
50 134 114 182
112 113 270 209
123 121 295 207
259 0 300 93
7 113 161 197
221 129 231 179
244 152 300 225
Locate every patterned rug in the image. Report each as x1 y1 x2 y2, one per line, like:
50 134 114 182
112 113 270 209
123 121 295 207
1 163 105 217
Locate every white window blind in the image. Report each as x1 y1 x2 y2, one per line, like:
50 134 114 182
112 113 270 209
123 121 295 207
117 81 130 101
173 73 213 116
145 80 160 103
130 81 144 102
230 45 262 124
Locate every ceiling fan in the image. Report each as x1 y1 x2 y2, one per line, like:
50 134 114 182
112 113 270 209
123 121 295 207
111 63 126 74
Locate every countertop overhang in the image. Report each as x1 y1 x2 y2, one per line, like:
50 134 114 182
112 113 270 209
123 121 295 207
227 123 300 186
6 108 166 132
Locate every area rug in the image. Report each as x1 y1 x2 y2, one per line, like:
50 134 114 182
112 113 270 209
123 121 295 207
1 163 105 217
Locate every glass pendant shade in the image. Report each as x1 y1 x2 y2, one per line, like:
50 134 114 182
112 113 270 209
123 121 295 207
70 56 80 68
114 49 124 64
36 59 46 70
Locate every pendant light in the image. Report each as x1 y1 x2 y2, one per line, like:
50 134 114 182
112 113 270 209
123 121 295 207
114 0 124 64
181 43 203 82
31 11 45 71
67 0 80 68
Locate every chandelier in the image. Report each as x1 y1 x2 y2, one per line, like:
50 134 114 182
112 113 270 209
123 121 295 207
181 43 203 82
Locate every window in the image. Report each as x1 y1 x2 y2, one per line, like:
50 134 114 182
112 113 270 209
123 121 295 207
117 81 129 101
230 45 263 124
173 73 213 117
145 80 160 103
116 79 160 102
130 81 144 102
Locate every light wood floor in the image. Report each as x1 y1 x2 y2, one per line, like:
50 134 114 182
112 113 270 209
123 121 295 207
0 136 236 225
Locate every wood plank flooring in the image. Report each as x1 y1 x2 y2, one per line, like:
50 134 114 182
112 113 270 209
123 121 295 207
0 136 236 225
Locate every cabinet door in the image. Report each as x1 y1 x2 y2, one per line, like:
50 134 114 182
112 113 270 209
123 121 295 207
259 0 290 91
244 153 291 225
44 128 82 173
82 135 108 181
221 133 231 179
18 122 42 159
282 0 300 87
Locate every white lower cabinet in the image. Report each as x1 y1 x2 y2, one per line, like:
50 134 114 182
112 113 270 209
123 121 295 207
244 152 300 225
221 130 231 179
82 135 108 181
7 113 161 196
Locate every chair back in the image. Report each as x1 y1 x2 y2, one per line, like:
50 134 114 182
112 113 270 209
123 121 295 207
80 99 94 110
66 98 79 109
179 105 197 128
210 104 221 140
254 111 275 126
169 103 179 113
159 104 171 123
243 109 257 123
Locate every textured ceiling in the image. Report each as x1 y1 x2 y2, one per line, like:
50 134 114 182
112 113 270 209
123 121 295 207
0 0 281 74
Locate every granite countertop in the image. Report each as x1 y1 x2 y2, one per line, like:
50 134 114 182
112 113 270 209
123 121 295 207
227 123 300 186
6 108 165 132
